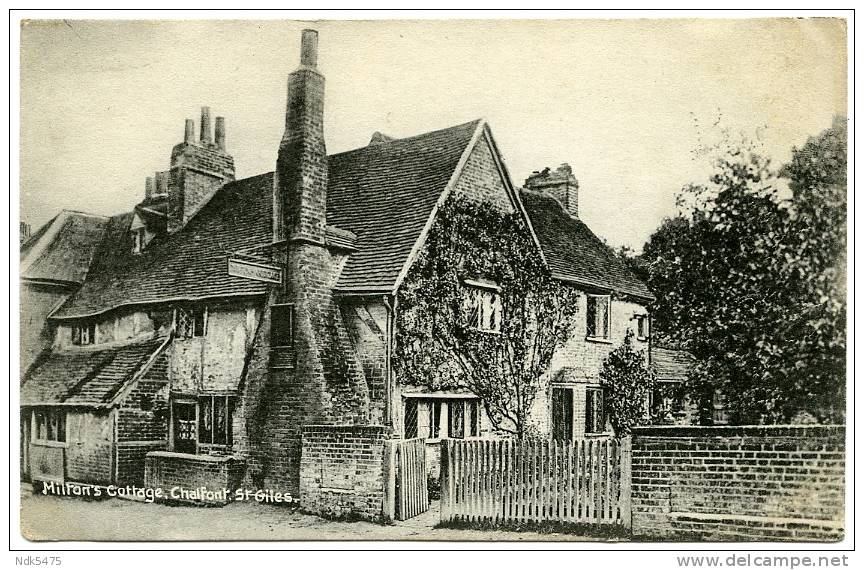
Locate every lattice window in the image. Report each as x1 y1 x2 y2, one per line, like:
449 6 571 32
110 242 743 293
176 306 206 338
198 395 234 447
34 409 66 443
270 304 295 347
636 314 649 340
72 323 96 346
403 399 418 438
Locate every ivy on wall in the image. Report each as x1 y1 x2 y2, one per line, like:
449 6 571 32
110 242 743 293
395 195 580 437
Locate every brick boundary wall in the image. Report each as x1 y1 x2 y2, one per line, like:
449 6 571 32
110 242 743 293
299 425 391 522
631 425 845 542
144 451 246 506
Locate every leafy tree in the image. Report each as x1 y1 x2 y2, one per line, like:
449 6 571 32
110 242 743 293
395 195 580 437
642 119 846 424
599 331 655 434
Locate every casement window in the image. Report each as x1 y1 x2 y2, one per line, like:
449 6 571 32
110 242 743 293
175 306 207 338
270 304 295 347
586 295 611 339
132 227 146 254
34 409 66 443
465 280 502 333
403 397 481 440
198 395 235 448
585 387 606 434
635 314 649 341
72 323 96 346
552 387 574 441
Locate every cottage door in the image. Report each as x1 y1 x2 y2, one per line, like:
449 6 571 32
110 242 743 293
551 387 573 441
172 402 197 454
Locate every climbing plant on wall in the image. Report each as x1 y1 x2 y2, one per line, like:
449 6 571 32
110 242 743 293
599 330 655 434
395 194 580 438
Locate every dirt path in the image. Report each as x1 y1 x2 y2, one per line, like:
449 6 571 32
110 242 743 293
19 488 605 543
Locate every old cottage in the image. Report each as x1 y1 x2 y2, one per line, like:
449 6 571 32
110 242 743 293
20 29 654 500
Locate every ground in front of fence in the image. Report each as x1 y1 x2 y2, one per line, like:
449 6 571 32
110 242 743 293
20 487 616 542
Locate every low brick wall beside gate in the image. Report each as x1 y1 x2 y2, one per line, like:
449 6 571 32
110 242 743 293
299 425 392 522
144 451 246 506
630 425 845 541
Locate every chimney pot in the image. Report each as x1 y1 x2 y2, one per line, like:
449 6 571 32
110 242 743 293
200 107 212 144
184 119 195 144
300 29 319 67
215 117 226 151
145 176 155 199
156 172 169 196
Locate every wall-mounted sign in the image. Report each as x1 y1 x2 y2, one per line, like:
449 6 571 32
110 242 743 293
227 257 283 284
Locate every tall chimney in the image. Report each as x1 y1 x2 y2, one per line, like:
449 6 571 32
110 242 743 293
200 106 212 144
273 28 327 244
145 176 155 199
184 119 195 144
524 164 580 218
215 117 226 151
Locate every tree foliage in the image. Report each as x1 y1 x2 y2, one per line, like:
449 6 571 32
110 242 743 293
642 119 847 424
395 195 580 437
599 331 655 434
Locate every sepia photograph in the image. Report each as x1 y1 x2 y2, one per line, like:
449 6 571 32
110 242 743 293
12 11 851 553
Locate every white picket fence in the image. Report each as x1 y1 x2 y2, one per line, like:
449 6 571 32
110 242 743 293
440 437 631 526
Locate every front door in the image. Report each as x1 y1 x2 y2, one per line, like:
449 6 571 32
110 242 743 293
552 387 573 441
172 402 197 454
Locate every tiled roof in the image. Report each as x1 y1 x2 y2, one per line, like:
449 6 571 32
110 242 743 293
53 173 275 318
21 211 109 284
21 337 168 406
328 119 481 291
652 347 696 381
53 120 481 318
519 189 654 301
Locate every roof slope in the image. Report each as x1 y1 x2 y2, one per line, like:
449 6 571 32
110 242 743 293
21 337 167 406
53 120 481 318
21 211 109 284
519 189 654 301
328 119 481 291
53 174 275 318
652 347 696 381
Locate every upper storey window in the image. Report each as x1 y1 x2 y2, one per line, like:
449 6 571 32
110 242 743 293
464 279 501 333
72 323 96 346
132 228 146 254
586 294 610 340
176 306 207 338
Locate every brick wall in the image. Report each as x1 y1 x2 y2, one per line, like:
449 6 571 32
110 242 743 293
452 135 514 213
299 425 391 522
239 244 371 496
631 425 845 541
144 451 245 506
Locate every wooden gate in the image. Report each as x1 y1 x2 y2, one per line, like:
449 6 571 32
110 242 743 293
440 437 631 527
391 438 429 521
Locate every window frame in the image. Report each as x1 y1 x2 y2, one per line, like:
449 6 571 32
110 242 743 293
586 294 611 341
464 279 502 333
175 305 208 339
585 386 607 434
72 322 97 346
403 397 481 441
132 227 146 254
33 409 66 443
635 314 649 341
196 394 234 449
270 303 295 348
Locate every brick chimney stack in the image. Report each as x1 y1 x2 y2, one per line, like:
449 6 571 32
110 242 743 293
166 106 235 233
145 176 156 199
525 163 580 218
273 28 327 244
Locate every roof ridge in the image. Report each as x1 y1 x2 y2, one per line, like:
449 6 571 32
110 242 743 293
328 119 483 160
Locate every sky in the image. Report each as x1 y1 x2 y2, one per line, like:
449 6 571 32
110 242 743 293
19 18 847 251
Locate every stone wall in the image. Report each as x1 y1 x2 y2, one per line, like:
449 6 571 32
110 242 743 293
299 425 391 522
631 425 845 541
